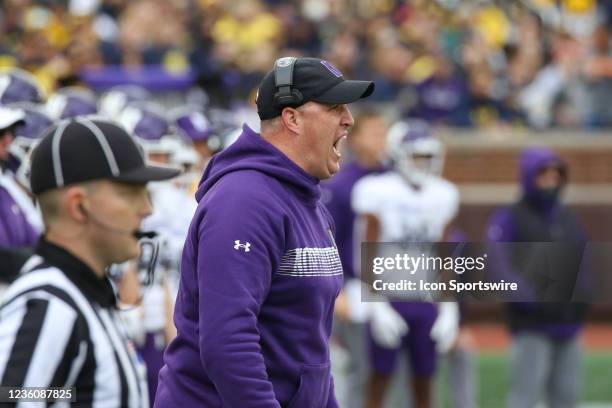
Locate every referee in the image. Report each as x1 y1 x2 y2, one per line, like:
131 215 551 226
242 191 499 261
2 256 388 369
0 118 179 407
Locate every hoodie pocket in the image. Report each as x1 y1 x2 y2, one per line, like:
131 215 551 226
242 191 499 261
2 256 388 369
286 362 331 408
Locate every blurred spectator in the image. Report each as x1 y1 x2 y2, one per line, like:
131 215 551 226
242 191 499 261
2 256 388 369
583 23 612 126
486 147 589 408
1 0 611 129
519 31 589 129
368 44 414 102
0 105 41 249
110 0 189 67
408 53 470 126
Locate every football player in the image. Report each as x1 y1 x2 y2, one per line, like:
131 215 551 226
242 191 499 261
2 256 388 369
0 103 49 250
117 102 195 404
6 102 54 185
98 85 150 118
0 68 44 105
320 109 389 408
352 119 460 408
171 106 223 193
45 86 98 120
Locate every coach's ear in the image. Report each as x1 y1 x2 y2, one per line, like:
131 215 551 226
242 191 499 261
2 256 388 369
280 107 300 135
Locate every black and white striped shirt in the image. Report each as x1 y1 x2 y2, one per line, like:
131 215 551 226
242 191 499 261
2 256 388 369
0 239 148 407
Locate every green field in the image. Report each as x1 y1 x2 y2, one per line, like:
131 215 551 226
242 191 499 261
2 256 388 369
436 351 612 407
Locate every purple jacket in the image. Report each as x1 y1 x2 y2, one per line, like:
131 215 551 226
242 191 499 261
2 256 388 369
155 125 342 407
486 147 586 340
0 185 38 248
321 161 386 279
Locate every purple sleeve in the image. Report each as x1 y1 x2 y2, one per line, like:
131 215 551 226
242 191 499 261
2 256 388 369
0 192 14 247
24 222 39 247
0 221 9 248
326 377 339 408
485 207 535 300
485 208 516 242
0 189 39 248
196 179 284 408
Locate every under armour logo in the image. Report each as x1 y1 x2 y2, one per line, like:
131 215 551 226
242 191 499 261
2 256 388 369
234 240 251 252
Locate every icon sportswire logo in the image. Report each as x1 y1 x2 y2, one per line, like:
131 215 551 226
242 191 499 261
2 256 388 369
234 240 251 252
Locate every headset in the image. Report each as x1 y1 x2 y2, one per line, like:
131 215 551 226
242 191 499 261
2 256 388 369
273 57 303 108
78 203 159 296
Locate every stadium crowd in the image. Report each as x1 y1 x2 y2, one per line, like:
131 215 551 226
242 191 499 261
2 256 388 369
1 0 612 128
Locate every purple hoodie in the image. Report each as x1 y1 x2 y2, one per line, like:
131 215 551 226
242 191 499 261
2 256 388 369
0 185 38 248
320 161 386 279
518 147 567 213
155 125 343 407
486 147 586 340
487 147 574 241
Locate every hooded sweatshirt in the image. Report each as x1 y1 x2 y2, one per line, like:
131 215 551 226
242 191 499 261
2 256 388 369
486 147 588 340
0 172 40 248
155 125 343 408
320 160 387 279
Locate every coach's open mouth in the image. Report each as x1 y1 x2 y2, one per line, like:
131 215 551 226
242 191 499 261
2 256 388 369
332 135 346 157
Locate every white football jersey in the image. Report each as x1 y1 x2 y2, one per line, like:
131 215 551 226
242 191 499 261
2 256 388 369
352 171 459 243
144 181 197 264
139 181 197 331
352 172 459 301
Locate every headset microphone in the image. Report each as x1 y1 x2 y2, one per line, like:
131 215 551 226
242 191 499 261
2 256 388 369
80 204 156 240
79 204 159 296
133 230 157 240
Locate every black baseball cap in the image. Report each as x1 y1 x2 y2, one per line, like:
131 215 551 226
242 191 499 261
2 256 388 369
256 57 375 120
30 117 181 195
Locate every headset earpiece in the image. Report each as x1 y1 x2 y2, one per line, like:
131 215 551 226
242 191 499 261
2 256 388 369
273 88 303 108
273 57 303 108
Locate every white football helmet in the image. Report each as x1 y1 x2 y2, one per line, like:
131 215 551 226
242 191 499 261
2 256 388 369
0 68 44 104
5 102 52 188
99 85 150 118
46 87 97 120
117 102 182 162
386 119 445 186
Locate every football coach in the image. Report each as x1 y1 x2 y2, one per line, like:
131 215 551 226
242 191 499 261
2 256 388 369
155 57 374 407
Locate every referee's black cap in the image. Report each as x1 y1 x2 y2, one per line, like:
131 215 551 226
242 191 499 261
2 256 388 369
30 117 180 195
